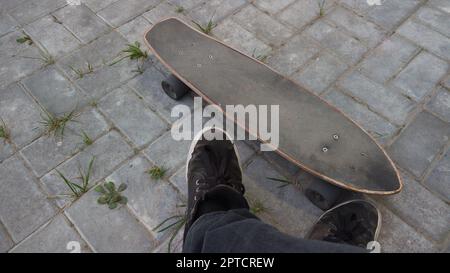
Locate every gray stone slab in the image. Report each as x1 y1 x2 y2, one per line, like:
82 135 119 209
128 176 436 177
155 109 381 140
41 130 134 208
267 33 320 75
0 0 28 14
11 214 91 253
0 84 42 148
0 47 44 88
117 16 152 46
305 20 368 65
189 0 247 24
22 66 89 115
83 0 118 12
428 0 450 13
99 87 168 147
324 88 398 144
427 87 450 122
278 0 334 29
233 5 295 47
106 156 184 242
25 15 81 58
338 71 416 125
0 14 18 37
169 166 187 197
53 4 110 44
379 173 450 242
392 51 448 101
415 6 450 37
127 65 194 123
262 151 300 177
0 140 14 163
0 156 57 242
143 130 191 174
235 140 256 164
9 0 66 25
97 0 161 27
0 222 13 253
397 19 450 60
444 75 450 90
254 0 296 14
366 0 421 30
143 1 190 24
213 18 272 57
65 188 155 252
359 35 418 83
152 230 183 253
389 111 450 178
292 52 348 94
326 6 385 47
424 148 450 202
0 31 33 59
22 108 109 178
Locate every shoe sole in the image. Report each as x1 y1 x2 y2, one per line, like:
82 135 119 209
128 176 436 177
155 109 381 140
185 126 243 183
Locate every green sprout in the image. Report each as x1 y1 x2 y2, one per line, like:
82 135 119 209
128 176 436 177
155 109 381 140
80 130 93 146
16 31 33 45
147 165 166 180
39 109 78 139
110 41 148 66
266 177 292 188
0 119 11 143
95 181 128 209
69 63 93 79
56 156 95 199
175 6 184 13
192 19 216 35
318 0 326 17
154 213 186 253
250 199 266 215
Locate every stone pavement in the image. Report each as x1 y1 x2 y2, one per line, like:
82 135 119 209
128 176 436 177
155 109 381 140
0 0 449 253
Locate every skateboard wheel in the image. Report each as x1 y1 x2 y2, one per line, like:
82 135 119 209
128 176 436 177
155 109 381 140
305 180 343 210
161 74 190 100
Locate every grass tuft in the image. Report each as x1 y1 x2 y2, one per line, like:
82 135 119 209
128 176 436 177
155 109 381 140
0 119 11 143
56 156 95 199
192 19 216 35
69 62 94 79
266 177 292 188
250 199 266 215
39 109 78 139
175 6 184 13
147 165 166 180
154 213 186 252
16 31 33 45
80 130 93 146
318 0 326 17
110 41 148 66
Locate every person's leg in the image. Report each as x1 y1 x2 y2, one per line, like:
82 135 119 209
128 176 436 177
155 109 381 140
182 127 378 253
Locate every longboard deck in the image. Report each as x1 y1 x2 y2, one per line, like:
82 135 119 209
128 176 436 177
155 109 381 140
144 18 402 194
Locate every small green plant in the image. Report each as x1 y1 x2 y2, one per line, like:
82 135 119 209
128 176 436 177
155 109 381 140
192 19 216 35
89 100 98 108
250 199 266 215
251 49 268 63
266 177 292 188
95 181 128 209
175 6 184 13
110 41 148 66
147 165 166 180
80 130 93 146
154 213 186 252
0 119 11 143
318 0 326 17
56 156 95 199
39 109 78 139
16 31 33 45
69 62 93 79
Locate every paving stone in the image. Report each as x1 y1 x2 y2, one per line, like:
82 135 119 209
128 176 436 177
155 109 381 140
0 156 57 242
305 21 368 65
263 151 300 177
144 131 191 174
189 0 247 24
0 0 28 14
389 111 450 178
22 108 109 178
366 0 421 30
359 35 418 83
235 140 256 164
213 18 271 57
326 6 385 47
9 0 66 25
22 66 89 115
41 131 134 208
57 31 128 79
106 156 184 243
324 88 398 144
169 167 187 197
0 31 33 58
338 71 416 125
428 0 450 13
75 59 137 99
416 6 450 38
127 65 194 123
278 0 334 29
117 16 152 46
338 0 373 15
378 173 450 242
53 4 110 44
99 87 167 147
427 87 450 122
97 0 161 27
83 0 118 12
266 33 320 75
168 0 205 10
0 47 44 88
11 215 91 253
392 51 448 102
0 84 42 148
254 0 296 14
0 14 18 37
292 52 348 94
65 188 155 252
25 15 82 58
233 5 295 47
424 148 450 202
376 204 437 253
397 19 450 61
0 222 13 253
152 230 183 253
0 141 14 163
143 1 189 24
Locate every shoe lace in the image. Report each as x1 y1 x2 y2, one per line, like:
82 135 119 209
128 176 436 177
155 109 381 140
323 212 373 246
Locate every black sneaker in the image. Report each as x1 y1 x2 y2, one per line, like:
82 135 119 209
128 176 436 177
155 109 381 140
307 200 381 250
183 127 248 241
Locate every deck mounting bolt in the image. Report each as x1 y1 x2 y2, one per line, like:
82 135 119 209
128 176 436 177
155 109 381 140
322 146 328 153
333 134 339 140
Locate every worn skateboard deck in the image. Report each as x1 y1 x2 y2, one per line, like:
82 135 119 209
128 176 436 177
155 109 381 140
144 18 402 195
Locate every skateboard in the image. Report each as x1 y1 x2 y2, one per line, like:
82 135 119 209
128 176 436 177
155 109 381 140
143 18 402 210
